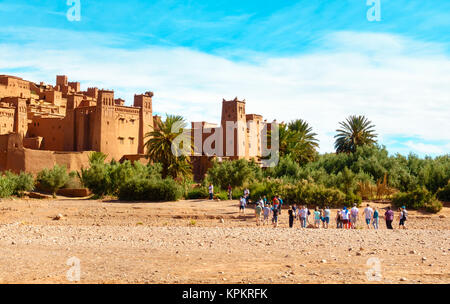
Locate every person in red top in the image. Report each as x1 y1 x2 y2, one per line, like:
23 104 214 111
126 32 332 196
272 196 279 210
384 206 394 229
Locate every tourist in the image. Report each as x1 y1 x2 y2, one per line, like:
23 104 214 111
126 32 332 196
399 206 408 229
272 205 279 228
208 183 214 200
299 205 308 228
288 208 295 228
255 202 262 226
278 195 284 215
341 207 349 229
244 188 250 204
272 196 280 211
372 208 379 229
336 210 342 229
385 206 394 229
263 195 268 206
314 207 321 228
263 204 271 225
323 206 331 229
364 204 374 229
350 204 359 229
239 196 246 214
227 184 232 200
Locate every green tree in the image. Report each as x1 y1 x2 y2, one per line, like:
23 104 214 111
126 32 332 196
334 115 377 153
144 114 192 179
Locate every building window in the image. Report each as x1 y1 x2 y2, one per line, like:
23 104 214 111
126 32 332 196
129 137 134 145
118 137 124 144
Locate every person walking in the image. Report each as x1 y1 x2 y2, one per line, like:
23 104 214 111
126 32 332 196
341 207 350 229
350 204 359 229
288 208 295 228
272 205 279 228
385 206 394 229
323 206 331 229
313 207 321 228
372 208 379 229
336 210 342 229
262 204 271 225
239 196 246 214
208 183 214 200
227 184 232 200
278 195 284 215
299 206 308 228
364 204 374 229
255 202 262 226
399 206 408 229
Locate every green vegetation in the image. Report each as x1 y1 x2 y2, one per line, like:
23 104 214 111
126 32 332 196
36 165 69 197
0 114 447 213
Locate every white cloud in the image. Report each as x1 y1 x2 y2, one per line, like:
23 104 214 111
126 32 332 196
0 30 449 155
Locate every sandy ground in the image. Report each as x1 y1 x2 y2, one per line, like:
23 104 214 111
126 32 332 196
0 197 449 284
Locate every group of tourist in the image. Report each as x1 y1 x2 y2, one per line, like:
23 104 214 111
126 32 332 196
249 195 408 230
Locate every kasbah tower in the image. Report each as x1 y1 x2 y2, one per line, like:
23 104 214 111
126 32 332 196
0 74 269 179
0 74 156 174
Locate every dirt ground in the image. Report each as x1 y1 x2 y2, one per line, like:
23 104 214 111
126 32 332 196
0 197 449 284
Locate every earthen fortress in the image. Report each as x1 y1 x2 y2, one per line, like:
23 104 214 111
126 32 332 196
0 74 268 177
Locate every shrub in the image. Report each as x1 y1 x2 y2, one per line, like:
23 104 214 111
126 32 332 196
344 193 362 208
392 187 442 213
214 191 228 201
4 171 35 196
118 177 183 201
436 181 450 202
36 165 69 196
186 187 208 199
0 175 15 198
205 159 262 190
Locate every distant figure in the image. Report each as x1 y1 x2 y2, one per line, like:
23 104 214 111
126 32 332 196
314 207 321 228
288 208 295 228
336 210 342 229
277 195 284 215
263 204 271 225
255 203 262 226
208 184 214 200
364 204 374 229
263 195 268 206
323 206 331 229
243 188 250 204
227 185 232 200
399 206 408 229
299 206 308 228
341 207 350 229
239 196 246 214
350 204 359 229
272 196 280 211
272 206 279 228
372 208 379 229
385 206 394 229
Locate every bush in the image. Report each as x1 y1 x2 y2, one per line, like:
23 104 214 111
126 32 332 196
436 181 450 202
344 193 362 208
118 177 182 201
36 165 69 196
0 175 15 198
214 191 228 201
4 171 35 196
187 187 208 199
392 187 442 213
205 159 262 190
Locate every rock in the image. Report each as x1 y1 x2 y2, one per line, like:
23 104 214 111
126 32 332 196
439 215 446 218
400 277 407 281
321 259 327 263
220 218 224 224
409 250 416 254
422 257 427 262
356 252 362 256
53 214 63 220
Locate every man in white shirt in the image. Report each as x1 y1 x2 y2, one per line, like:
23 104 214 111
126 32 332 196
363 204 374 229
350 204 359 229
208 184 214 200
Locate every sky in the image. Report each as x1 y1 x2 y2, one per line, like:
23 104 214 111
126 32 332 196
0 0 449 157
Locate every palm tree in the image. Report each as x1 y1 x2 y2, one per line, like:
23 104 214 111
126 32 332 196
334 115 377 153
144 114 193 179
276 119 319 164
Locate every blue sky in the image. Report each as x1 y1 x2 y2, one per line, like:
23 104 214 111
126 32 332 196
0 0 449 156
